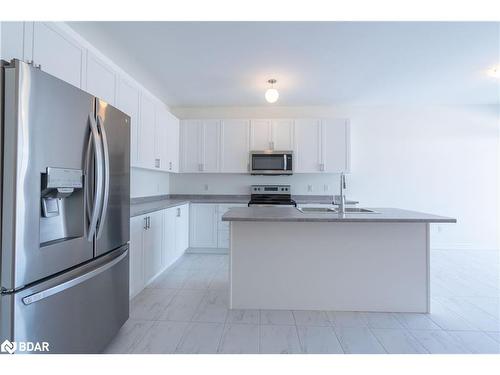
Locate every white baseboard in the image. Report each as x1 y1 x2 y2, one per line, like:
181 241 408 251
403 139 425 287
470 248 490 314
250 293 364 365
186 247 229 254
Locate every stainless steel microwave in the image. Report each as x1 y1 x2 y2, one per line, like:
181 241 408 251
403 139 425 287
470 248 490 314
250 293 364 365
250 151 293 175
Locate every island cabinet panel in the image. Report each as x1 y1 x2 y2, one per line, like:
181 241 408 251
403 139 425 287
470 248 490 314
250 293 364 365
189 204 219 248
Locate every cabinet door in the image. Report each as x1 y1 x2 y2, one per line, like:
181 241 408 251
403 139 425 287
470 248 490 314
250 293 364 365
175 204 190 257
250 119 271 150
85 52 116 105
220 119 250 173
166 111 180 172
180 120 202 172
155 106 169 171
201 120 220 172
32 22 84 88
163 208 177 269
272 119 294 150
129 215 145 298
189 204 218 248
143 210 163 284
117 78 140 167
1 22 25 61
321 119 350 173
138 94 156 169
294 119 322 173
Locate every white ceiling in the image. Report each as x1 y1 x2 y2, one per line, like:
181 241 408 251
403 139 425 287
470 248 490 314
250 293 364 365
68 22 500 107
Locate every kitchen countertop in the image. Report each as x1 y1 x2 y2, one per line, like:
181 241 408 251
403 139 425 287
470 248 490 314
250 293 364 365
222 207 457 223
130 194 344 217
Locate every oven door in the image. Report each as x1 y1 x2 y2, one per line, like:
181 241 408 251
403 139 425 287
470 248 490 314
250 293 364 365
250 152 293 175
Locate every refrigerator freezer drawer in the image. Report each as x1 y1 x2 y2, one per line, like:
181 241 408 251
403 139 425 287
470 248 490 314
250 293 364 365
0 245 129 354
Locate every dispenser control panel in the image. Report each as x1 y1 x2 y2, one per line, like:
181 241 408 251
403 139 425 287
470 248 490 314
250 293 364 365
46 167 83 189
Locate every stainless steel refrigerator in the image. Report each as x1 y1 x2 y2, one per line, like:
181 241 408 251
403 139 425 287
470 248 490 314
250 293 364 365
0 59 130 354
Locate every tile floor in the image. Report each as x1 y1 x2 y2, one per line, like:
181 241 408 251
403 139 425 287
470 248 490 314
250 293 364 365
104 249 500 354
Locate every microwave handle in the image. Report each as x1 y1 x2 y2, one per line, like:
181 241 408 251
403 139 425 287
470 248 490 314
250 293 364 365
283 154 287 171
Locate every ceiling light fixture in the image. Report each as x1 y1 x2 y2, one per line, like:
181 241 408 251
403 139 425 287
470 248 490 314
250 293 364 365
487 66 500 78
265 79 279 103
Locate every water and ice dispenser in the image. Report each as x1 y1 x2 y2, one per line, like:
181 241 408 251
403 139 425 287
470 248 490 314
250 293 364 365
40 167 84 246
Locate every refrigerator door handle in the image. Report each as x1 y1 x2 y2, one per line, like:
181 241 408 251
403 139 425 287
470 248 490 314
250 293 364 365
22 248 128 305
86 113 104 241
96 115 110 239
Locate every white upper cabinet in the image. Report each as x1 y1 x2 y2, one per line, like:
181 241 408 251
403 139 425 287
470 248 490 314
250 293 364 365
180 120 202 172
250 119 272 150
116 78 140 167
1 22 25 61
85 51 116 105
294 119 322 173
180 120 220 173
272 119 294 150
220 119 250 173
31 22 84 88
165 111 180 172
155 106 169 171
137 94 156 169
321 119 350 173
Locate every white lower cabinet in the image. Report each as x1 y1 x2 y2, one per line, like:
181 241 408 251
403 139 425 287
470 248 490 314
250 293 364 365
129 215 145 299
143 210 164 285
189 203 246 250
189 204 219 248
129 204 189 299
163 204 189 269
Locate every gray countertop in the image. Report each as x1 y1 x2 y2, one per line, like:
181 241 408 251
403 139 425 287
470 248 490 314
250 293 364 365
221 207 457 223
130 194 340 217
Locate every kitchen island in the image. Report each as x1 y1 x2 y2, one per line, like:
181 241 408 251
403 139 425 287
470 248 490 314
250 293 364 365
222 207 456 313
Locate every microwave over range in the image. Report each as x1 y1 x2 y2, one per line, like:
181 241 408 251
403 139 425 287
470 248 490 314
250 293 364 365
250 151 293 175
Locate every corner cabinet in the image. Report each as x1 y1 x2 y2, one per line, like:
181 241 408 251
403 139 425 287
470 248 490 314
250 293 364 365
180 120 220 173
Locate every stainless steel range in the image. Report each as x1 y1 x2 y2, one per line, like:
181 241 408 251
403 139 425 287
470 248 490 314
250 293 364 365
248 185 297 207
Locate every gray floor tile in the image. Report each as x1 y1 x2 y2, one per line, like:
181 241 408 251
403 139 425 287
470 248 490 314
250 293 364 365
158 289 205 322
103 320 154 354
486 331 500 343
371 328 428 354
192 290 229 323
393 313 441 330
133 321 188 353
260 309 295 325
260 325 302 354
293 310 330 326
130 288 177 320
362 313 404 329
328 311 368 327
334 327 386 354
218 324 259 354
226 309 260 325
296 326 344 354
408 330 468 354
447 331 500 354
175 322 225 354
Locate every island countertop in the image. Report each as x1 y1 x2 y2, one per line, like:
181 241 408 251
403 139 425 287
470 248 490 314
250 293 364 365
222 207 456 223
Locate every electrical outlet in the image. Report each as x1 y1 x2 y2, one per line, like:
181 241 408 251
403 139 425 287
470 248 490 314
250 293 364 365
307 185 313 192
204 184 209 191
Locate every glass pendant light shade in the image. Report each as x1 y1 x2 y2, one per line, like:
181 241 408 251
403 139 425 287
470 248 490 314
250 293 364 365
265 79 279 103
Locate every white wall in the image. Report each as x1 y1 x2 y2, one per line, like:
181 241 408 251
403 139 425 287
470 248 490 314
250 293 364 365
171 105 499 251
131 168 170 198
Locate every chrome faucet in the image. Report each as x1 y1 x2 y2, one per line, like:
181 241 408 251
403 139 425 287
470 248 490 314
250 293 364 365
337 172 346 214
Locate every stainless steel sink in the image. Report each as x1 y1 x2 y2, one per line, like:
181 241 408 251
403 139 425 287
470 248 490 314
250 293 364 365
343 207 378 213
298 207 336 213
298 207 378 214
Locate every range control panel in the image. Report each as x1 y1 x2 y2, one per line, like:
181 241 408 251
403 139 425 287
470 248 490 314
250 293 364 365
251 185 291 195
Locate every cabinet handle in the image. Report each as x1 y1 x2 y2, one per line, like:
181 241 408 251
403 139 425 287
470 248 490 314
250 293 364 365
177 208 181 217
169 161 172 170
155 158 160 168
319 163 325 172
147 216 151 229
144 217 148 230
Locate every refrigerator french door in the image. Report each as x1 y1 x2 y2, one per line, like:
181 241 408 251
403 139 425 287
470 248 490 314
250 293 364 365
0 59 130 354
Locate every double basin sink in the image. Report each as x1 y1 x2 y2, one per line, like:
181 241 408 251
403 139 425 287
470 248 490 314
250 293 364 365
298 207 378 214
